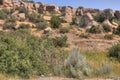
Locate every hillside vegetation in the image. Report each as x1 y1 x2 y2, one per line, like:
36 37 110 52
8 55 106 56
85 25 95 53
0 0 120 80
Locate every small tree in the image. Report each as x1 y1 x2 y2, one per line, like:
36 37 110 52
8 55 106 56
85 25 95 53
50 15 61 28
102 23 112 32
113 25 120 35
109 43 120 62
87 25 102 33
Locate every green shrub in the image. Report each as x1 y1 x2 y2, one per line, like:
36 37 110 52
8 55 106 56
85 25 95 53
50 15 61 28
38 7 44 14
104 34 113 40
113 25 120 35
0 30 70 78
28 12 38 22
102 24 112 32
36 21 47 30
6 16 16 23
52 36 68 47
109 43 120 62
79 33 90 38
94 14 106 23
0 9 8 19
59 27 69 34
0 30 52 78
15 6 27 14
3 22 16 30
19 24 30 29
3 17 16 30
87 25 102 33
104 9 114 20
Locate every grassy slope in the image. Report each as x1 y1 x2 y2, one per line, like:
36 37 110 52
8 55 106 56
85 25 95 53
84 51 120 78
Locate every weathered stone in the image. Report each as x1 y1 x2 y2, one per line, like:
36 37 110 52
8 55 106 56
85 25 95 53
14 24 20 29
1 0 17 7
11 10 19 16
44 27 52 34
34 3 40 10
60 6 73 23
18 13 26 20
103 19 117 28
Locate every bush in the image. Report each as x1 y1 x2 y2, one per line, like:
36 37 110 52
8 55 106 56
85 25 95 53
87 25 102 33
19 24 30 29
38 7 44 14
52 36 68 47
113 25 120 35
15 6 27 14
109 43 120 62
59 27 69 34
102 24 112 32
0 9 8 19
94 14 106 23
104 34 113 40
50 15 61 28
28 12 45 23
0 30 53 78
3 22 16 30
36 21 47 30
79 33 90 38
3 17 16 30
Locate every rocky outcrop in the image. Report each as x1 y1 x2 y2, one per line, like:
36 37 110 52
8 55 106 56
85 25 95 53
60 6 73 23
103 19 118 28
77 12 98 28
2 0 17 7
45 4 60 14
18 13 26 20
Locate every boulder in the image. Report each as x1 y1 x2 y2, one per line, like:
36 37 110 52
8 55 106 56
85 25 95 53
86 12 94 20
34 3 40 10
27 2 35 12
44 27 52 34
11 10 19 16
14 24 20 29
18 13 26 20
61 6 73 23
103 19 117 28
76 12 98 28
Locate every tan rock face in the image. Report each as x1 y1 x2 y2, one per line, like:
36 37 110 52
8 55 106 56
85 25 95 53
18 13 26 20
60 6 73 23
1 0 17 7
103 19 118 28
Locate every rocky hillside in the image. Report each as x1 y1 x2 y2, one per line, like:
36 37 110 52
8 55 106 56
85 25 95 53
0 0 120 51
0 0 120 80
